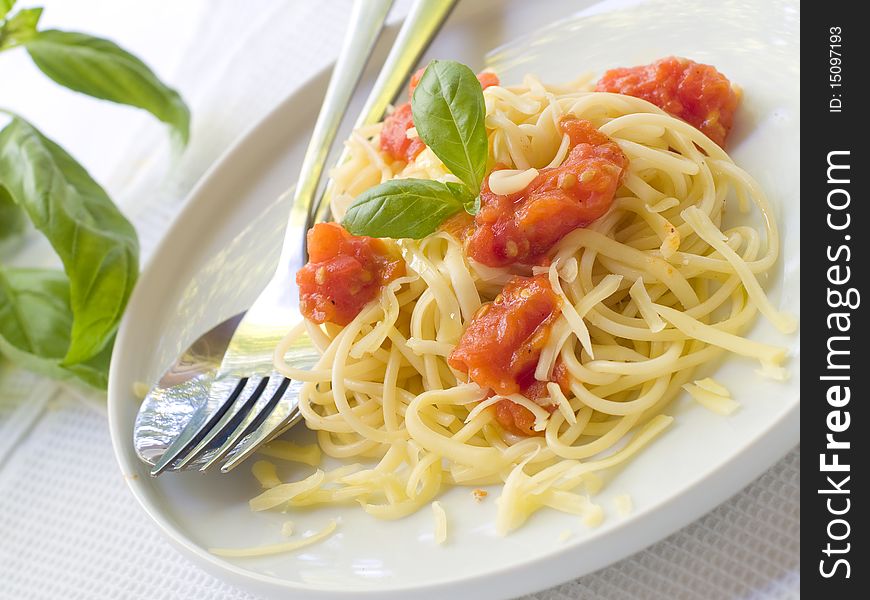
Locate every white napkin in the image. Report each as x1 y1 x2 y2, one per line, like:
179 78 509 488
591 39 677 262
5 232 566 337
0 1 798 598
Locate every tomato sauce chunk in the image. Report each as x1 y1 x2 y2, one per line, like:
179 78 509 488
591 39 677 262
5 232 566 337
467 118 628 267
449 274 561 400
595 56 740 147
379 103 427 163
408 67 500 97
494 400 539 437
297 223 404 326
380 70 501 163
493 359 571 436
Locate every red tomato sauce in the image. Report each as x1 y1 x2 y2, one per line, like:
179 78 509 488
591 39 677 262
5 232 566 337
466 118 628 267
297 223 404 325
379 103 427 163
449 274 569 435
494 360 570 436
595 56 740 147
379 70 501 163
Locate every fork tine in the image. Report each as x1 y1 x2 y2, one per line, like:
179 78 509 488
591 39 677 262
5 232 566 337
198 377 291 472
172 376 270 472
150 377 248 476
220 377 303 473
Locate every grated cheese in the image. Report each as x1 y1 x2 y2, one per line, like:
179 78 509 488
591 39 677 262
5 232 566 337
614 493 633 517
210 520 337 558
257 441 321 467
251 460 281 490
432 501 448 545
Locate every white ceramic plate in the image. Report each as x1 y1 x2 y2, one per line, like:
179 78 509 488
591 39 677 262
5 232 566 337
108 1 800 598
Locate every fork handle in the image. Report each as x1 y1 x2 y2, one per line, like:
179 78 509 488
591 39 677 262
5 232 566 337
353 0 460 131
309 0 461 228
279 0 394 268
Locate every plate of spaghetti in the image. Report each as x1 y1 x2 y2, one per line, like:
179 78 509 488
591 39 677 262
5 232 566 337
109 0 800 598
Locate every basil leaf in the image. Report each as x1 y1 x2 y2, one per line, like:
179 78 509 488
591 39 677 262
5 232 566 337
0 0 15 21
343 179 473 239
24 30 190 144
0 267 111 388
0 116 138 366
0 6 41 50
412 60 488 193
0 184 26 246
465 194 480 216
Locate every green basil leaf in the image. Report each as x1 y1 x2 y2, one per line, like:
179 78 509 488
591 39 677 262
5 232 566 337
343 179 472 239
24 30 190 144
465 194 480 216
411 60 488 193
0 0 15 19
0 184 26 245
0 6 41 50
0 267 110 389
0 0 15 21
0 116 138 367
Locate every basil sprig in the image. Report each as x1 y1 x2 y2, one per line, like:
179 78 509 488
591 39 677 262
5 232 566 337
0 6 189 143
412 60 488 193
0 115 139 366
343 180 475 239
25 30 190 144
342 60 488 239
0 3 189 388
0 6 40 50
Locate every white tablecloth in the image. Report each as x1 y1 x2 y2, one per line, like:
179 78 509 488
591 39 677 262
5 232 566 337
0 1 799 598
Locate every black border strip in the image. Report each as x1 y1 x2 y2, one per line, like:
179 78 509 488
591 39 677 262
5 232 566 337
804 3 865 595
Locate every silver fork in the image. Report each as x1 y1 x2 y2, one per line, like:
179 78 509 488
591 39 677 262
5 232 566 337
148 0 459 476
